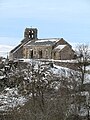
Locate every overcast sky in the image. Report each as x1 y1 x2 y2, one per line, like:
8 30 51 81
0 0 90 46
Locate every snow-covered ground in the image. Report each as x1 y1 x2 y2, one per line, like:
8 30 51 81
0 87 27 112
0 58 90 114
50 64 71 76
17 58 77 64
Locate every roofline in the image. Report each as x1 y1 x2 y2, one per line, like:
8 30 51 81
36 38 62 40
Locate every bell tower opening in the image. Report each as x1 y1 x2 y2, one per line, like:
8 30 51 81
24 28 38 40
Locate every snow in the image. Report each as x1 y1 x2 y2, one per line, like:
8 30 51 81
81 91 89 97
13 44 23 54
49 64 71 76
79 107 88 116
0 87 27 111
0 75 6 79
17 58 31 62
37 58 77 63
86 65 90 71
0 57 90 115
16 59 90 84
0 45 14 58
35 38 60 43
83 66 90 84
14 58 78 67
83 74 90 84
54 45 66 50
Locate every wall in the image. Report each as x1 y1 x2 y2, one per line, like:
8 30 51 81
23 45 52 59
9 45 23 60
52 45 75 60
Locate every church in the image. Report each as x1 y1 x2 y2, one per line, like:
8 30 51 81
9 28 75 60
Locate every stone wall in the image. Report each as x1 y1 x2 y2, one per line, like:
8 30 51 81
52 45 75 60
9 45 23 60
60 46 75 60
23 45 52 59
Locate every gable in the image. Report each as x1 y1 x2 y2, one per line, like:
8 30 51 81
58 38 69 45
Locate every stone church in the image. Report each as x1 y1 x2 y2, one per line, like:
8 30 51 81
9 28 75 60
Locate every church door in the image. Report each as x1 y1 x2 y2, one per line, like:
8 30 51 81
39 50 42 58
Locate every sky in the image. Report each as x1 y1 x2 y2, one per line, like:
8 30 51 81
0 0 90 47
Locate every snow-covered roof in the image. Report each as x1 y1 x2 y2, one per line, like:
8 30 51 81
10 44 22 53
35 38 60 43
24 38 61 46
54 45 66 51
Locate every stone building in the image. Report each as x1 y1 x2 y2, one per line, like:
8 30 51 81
9 28 75 60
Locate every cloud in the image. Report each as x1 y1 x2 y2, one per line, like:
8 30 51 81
0 45 14 57
0 0 90 45
0 37 21 46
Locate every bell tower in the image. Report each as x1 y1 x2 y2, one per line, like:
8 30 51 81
24 28 38 40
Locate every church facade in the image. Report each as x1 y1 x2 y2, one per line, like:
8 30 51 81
9 28 75 60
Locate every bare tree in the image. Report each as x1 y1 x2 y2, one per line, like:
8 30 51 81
76 44 90 84
75 44 90 119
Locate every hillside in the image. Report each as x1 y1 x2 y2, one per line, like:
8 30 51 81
0 58 90 120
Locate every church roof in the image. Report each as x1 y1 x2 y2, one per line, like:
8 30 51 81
24 38 61 46
10 44 22 53
54 45 66 51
